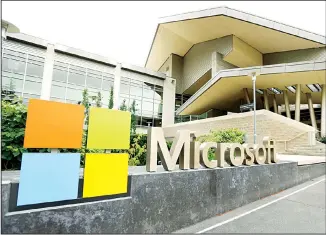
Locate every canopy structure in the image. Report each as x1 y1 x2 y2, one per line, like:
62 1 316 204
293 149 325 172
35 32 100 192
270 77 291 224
145 6 325 71
176 61 326 115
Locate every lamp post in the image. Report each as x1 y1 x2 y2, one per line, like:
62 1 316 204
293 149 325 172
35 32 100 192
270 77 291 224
248 72 260 144
252 73 257 144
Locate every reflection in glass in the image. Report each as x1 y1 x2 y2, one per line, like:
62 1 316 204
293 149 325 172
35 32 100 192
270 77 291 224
66 88 83 102
23 81 42 95
53 69 67 82
2 58 26 74
51 85 66 98
68 70 86 86
26 63 44 77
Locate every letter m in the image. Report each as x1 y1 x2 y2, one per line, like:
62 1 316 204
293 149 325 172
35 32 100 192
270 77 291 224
146 127 190 172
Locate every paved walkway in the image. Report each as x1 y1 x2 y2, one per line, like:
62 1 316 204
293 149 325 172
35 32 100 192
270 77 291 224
174 175 326 233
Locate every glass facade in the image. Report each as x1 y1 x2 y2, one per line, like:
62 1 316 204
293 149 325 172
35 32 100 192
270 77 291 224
50 61 163 127
1 48 44 104
1 43 164 128
119 76 163 127
50 61 115 106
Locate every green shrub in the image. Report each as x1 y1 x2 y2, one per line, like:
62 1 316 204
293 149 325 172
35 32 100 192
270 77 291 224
1 99 28 170
319 136 326 144
128 134 147 166
197 128 245 144
197 128 246 160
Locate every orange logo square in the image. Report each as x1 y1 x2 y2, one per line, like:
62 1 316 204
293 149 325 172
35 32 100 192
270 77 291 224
23 99 85 148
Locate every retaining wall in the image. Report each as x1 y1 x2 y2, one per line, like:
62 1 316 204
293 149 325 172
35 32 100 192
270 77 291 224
1 162 325 233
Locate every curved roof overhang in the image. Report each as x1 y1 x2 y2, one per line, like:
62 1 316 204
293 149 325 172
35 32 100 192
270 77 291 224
176 60 326 115
145 6 326 71
1 20 20 33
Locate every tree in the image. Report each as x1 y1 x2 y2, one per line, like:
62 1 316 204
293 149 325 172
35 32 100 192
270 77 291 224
129 100 137 135
96 92 102 107
108 86 114 109
119 99 127 111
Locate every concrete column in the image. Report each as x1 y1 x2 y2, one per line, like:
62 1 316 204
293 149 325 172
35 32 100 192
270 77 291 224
243 88 251 104
263 90 269 110
295 84 301 122
321 84 326 137
2 27 6 39
162 77 176 127
272 94 278 114
283 90 291 118
113 63 121 110
40 44 55 100
211 52 217 78
306 93 317 131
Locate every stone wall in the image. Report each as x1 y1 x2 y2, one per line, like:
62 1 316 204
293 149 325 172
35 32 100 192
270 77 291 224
163 110 315 152
1 162 325 233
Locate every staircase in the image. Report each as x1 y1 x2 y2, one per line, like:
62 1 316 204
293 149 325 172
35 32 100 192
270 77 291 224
285 141 326 156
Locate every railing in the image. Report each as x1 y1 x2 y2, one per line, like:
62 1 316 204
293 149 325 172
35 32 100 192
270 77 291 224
276 130 317 151
174 112 208 124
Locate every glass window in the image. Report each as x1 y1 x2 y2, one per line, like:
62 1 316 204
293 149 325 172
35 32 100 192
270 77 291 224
26 62 44 77
142 100 153 111
68 69 86 86
154 90 163 101
153 117 162 127
66 88 83 102
153 102 163 116
28 55 44 63
101 90 110 106
50 97 65 103
86 74 102 89
143 88 154 99
2 76 24 92
54 61 68 69
102 79 114 91
2 58 26 74
130 85 142 98
26 75 42 82
23 81 42 95
120 82 129 94
119 97 129 108
3 49 26 59
23 93 40 105
51 85 66 98
141 116 153 126
134 115 141 126
143 82 155 90
53 68 67 82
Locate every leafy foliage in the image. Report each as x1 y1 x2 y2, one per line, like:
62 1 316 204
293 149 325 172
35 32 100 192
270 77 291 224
119 99 128 111
129 100 137 135
1 87 151 170
108 86 114 109
197 128 246 160
319 136 326 144
127 134 147 166
197 128 245 144
1 98 28 170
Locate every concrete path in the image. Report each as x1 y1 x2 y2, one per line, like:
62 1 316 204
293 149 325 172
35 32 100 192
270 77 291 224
174 175 326 233
277 154 326 165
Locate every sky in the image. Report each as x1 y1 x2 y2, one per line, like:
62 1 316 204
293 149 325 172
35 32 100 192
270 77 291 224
2 1 326 67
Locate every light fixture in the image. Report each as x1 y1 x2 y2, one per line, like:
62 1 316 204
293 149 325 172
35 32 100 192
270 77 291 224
307 84 322 92
268 87 282 94
256 89 263 94
286 86 296 93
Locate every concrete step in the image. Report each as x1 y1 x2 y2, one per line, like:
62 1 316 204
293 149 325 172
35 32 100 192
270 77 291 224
282 152 325 157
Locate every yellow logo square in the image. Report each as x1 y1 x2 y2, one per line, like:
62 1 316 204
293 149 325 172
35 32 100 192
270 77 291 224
87 108 131 149
83 153 129 198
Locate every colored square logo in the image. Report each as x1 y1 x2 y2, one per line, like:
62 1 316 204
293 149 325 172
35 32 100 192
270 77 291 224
87 108 131 149
23 99 85 148
83 153 128 198
17 153 81 206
